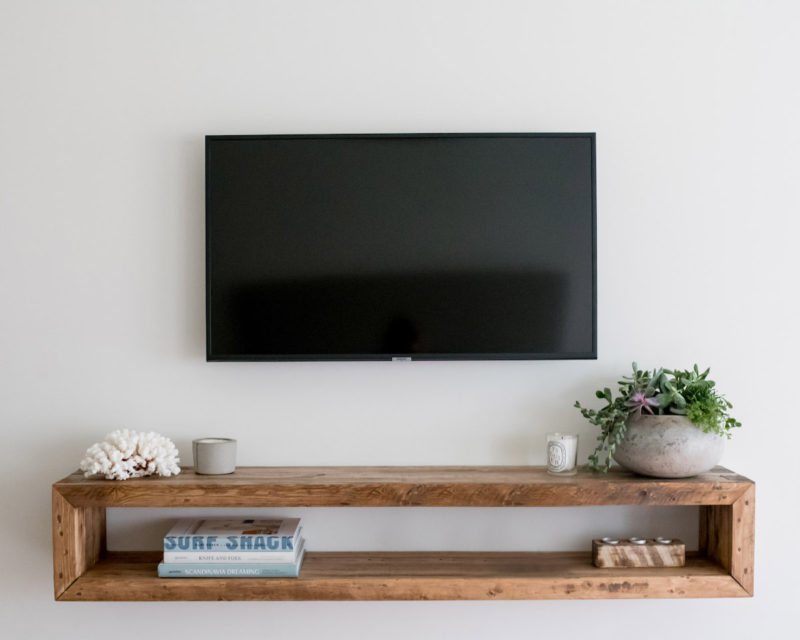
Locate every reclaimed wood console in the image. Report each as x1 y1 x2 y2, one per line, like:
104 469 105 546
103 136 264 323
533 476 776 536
52 465 754 601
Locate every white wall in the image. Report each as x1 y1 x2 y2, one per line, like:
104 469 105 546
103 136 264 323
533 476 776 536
2 1 798 637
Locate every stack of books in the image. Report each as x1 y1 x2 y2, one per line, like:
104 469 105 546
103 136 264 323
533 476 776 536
158 517 305 578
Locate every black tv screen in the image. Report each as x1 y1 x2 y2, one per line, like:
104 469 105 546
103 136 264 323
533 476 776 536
206 133 596 360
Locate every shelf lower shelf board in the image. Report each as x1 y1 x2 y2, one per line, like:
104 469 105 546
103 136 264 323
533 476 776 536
58 551 747 601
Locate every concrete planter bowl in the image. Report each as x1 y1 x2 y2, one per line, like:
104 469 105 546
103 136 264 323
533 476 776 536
612 414 725 478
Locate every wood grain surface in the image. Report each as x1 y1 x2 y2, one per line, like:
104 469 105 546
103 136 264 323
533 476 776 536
52 465 755 601
592 538 685 568
52 488 105 598
58 551 747 601
53 465 752 508
701 485 755 594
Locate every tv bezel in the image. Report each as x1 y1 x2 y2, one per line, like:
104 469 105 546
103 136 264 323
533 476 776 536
205 132 597 361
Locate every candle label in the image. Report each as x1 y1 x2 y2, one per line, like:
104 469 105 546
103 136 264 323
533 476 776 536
548 441 568 471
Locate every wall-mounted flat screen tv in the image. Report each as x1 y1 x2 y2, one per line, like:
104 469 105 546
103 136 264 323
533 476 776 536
206 133 596 360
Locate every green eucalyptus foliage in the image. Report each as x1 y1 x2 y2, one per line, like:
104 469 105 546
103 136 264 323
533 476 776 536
575 363 742 473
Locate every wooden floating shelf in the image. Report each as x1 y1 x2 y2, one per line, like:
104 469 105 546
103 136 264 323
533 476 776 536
52 465 755 601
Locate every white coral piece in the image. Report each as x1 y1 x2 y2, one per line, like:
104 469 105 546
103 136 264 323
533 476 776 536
79 429 181 480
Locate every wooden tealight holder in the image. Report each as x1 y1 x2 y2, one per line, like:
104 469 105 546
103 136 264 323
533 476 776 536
592 538 686 568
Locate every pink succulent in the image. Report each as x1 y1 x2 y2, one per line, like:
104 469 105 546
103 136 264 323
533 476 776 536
625 391 659 415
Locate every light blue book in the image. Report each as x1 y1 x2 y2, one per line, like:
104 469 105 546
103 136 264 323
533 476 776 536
163 518 301 555
158 541 306 578
163 536 304 564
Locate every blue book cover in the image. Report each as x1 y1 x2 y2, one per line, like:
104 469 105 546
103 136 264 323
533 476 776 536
163 517 301 555
158 542 306 578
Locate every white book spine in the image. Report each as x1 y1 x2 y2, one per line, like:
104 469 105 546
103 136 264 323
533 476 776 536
163 552 298 563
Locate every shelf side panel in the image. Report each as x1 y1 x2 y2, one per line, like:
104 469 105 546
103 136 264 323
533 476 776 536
700 504 732 573
730 485 755 594
699 483 755 596
52 488 105 599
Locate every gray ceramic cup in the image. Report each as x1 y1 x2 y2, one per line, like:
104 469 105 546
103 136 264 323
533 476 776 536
193 438 237 475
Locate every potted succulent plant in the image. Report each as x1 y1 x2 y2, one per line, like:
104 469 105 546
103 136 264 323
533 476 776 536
575 363 741 477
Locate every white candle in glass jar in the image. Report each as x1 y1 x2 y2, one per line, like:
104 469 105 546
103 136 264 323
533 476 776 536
546 432 579 476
